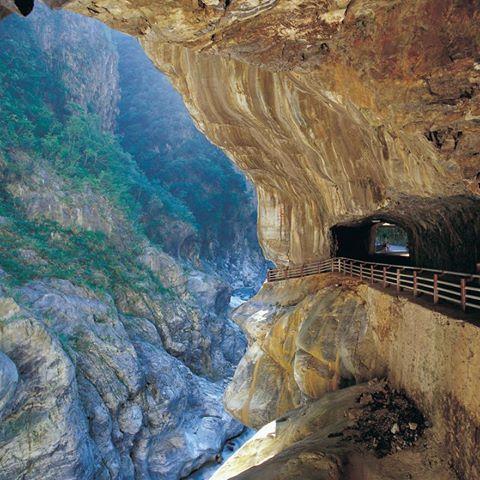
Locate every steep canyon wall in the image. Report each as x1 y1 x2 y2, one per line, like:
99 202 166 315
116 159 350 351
1 2 479 479
13 0 478 268
223 274 480 478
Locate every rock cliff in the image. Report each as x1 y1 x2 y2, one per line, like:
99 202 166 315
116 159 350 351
0 135 249 479
15 0 477 268
222 274 480 478
25 3 120 130
0 281 243 479
1 1 479 479
0 6 266 479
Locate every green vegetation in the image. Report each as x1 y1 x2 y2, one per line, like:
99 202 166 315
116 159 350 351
0 10 262 291
0 14 194 235
0 14 172 292
0 21 64 153
115 34 256 255
0 195 165 293
375 225 409 247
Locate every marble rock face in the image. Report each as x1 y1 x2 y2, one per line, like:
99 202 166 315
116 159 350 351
9 0 477 267
0 282 243 480
224 274 373 428
225 273 480 479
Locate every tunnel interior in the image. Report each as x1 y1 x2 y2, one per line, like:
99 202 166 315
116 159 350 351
330 196 480 273
331 219 412 266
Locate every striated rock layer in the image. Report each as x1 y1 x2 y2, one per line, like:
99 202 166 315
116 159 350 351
8 0 476 268
147 43 480 269
224 273 480 478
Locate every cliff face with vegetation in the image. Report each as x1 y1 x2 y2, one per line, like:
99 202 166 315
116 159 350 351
17 0 478 269
0 5 265 479
0 1 479 479
114 33 265 285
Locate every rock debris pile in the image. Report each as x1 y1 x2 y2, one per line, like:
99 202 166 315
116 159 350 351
334 382 428 458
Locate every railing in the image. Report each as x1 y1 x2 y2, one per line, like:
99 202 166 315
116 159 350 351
267 257 480 313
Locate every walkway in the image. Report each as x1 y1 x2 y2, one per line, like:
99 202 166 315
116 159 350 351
267 257 480 314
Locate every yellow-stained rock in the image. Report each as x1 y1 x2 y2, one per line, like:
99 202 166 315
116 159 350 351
225 274 374 427
225 273 480 478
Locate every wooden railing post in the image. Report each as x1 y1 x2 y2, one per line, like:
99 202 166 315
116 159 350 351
371 265 374 284
396 268 400 293
461 278 466 312
300 264 305 277
433 273 438 304
413 271 418 297
350 261 353 277
383 267 387 288
360 263 363 281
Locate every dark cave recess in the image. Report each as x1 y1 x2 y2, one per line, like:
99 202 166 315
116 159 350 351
330 196 480 273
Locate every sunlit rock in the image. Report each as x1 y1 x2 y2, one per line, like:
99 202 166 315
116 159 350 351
226 273 480 477
214 382 456 480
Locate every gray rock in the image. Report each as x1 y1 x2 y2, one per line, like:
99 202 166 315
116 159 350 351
187 270 231 315
118 404 143 435
0 280 243 480
0 351 18 415
0 297 96 480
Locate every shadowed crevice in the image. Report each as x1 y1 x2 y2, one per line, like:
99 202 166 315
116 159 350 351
14 0 33 16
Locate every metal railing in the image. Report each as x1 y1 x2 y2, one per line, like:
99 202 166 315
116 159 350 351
267 257 480 313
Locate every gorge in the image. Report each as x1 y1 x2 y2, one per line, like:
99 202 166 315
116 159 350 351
0 1 480 480
0 5 264 479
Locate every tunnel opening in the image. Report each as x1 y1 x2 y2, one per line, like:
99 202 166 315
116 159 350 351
372 222 410 258
330 196 480 273
331 219 412 266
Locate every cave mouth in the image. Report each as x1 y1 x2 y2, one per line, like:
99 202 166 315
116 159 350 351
331 218 412 266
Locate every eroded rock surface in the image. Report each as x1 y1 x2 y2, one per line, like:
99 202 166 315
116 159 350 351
213 382 455 480
225 275 373 427
0 294 95 479
0 282 243 480
225 273 480 478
